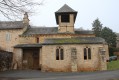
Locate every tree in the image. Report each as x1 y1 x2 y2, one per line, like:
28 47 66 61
92 18 102 37
100 27 117 47
0 0 43 19
100 27 117 56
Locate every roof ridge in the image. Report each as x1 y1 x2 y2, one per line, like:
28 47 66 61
31 27 58 29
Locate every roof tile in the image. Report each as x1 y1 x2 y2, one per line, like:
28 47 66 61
56 4 77 13
0 21 24 30
21 27 94 36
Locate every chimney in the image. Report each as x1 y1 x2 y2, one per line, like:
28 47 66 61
23 12 30 32
23 12 29 26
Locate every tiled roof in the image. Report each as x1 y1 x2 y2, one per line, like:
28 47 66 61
75 30 94 34
0 21 24 30
21 27 94 36
55 4 77 13
14 37 106 48
22 27 58 35
43 37 106 45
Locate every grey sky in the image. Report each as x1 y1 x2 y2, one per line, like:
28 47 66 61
29 0 119 33
1 0 119 32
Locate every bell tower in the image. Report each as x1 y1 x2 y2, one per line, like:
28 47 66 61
55 4 77 33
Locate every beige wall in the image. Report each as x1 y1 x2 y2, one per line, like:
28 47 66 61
41 44 108 72
58 14 74 33
19 36 36 44
0 29 23 52
13 48 23 69
104 44 109 60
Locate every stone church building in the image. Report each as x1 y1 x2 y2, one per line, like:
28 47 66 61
0 4 109 72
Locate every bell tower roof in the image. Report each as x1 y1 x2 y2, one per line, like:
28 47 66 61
56 4 77 13
55 4 77 24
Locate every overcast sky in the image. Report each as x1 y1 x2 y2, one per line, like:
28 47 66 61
1 0 119 33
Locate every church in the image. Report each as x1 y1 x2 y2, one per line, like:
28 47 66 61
0 4 109 72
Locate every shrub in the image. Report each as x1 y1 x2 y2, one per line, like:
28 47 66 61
0 50 13 71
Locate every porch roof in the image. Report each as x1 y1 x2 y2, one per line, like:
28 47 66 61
14 44 42 48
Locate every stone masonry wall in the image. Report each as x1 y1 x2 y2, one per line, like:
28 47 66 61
41 44 108 72
58 14 74 33
0 29 23 52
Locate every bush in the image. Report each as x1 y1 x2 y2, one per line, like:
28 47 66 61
0 50 13 71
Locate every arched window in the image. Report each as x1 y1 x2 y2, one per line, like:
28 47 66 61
60 49 64 60
56 48 59 60
56 46 64 60
84 48 87 60
84 47 91 60
88 48 91 59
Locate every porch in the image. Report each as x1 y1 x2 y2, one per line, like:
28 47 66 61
14 44 42 70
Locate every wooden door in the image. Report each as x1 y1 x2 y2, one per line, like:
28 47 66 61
22 52 33 69
33 52 39 69
22 49 39 70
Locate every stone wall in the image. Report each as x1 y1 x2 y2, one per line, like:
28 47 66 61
0 29 23 52
58 14 74 33
41 44 108 72
13 48 23 69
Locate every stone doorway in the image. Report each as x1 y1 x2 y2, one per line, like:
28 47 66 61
22 48 40 70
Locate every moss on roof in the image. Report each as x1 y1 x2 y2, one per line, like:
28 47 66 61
44 37 106 45
54 38 80 43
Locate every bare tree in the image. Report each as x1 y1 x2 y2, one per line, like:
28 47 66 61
0 0 44 20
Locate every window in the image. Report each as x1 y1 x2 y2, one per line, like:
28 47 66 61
84 47 91 60
56 49 59 60
56 46 64 60
60 49 64 60
6 33 11 41
84 48 87 60
61 14 69 22
36 37 39 43
88 48 91 59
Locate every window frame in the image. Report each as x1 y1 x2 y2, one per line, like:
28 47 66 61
56 46 64 60
36 37 39 43
6 32 11 41
84 47 92 60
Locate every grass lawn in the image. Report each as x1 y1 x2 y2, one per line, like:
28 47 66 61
107 60 119 70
